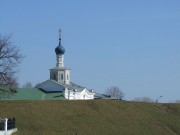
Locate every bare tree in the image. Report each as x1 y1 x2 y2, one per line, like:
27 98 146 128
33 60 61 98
23 82 33 88
0 34 23 99
133 97 154 103
105 86 124 100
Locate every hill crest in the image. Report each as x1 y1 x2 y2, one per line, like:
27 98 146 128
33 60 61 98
0 100 180 135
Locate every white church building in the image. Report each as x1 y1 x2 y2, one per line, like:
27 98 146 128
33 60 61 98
36 29 95 100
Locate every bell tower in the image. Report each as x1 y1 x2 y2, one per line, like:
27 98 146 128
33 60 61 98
50 29 71 85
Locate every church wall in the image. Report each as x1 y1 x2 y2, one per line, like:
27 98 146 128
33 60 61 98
56 55 64 67
64 70 70 84
64 88 75 100
50 70 58 81
64 88 94 100
57 71 65 83
78 90 94 100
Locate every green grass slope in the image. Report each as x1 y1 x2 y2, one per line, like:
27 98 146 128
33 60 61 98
0 100 180 135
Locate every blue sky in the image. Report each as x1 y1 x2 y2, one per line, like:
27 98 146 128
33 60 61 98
1 0 180 102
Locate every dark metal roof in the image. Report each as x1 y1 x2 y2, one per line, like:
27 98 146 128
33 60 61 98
94 93 111 99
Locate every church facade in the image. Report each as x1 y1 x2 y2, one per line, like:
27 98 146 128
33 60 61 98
36 29 95 100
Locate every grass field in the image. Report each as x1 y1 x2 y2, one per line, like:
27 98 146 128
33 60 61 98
0 100 180 135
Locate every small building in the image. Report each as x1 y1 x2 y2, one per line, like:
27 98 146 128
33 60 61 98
36 29 95 100
0 118 17 135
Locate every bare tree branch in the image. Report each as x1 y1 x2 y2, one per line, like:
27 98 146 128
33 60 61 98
23 82 33 88
0 34 23 99
105 86 124 100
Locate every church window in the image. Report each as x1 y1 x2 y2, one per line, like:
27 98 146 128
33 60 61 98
54 74 57 81
67 74 69 80
61 74 63 80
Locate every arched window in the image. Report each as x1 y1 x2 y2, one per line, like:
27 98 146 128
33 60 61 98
67 74 69 80
61 74 63 80
54 74 57 81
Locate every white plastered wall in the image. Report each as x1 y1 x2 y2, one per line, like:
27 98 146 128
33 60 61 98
64 88 95 100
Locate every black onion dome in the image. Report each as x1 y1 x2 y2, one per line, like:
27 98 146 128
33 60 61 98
55 38 65 55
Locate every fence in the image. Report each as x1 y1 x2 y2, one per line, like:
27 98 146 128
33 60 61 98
0 118 16 131
0 121 4 131
7 118 15 130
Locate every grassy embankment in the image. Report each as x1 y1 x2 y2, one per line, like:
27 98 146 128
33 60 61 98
0 100 180 135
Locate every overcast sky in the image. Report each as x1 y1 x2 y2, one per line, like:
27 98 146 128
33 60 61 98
1 0 180 102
